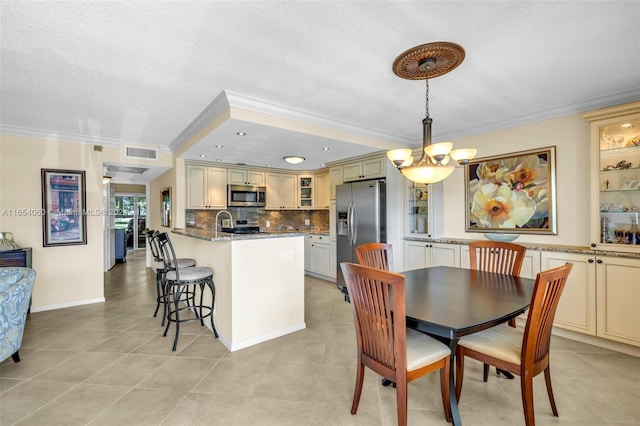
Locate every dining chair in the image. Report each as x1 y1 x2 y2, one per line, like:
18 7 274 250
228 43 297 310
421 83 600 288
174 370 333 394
455 262 573 426
340 262 451 426
469 240 527 381
355 242 394 271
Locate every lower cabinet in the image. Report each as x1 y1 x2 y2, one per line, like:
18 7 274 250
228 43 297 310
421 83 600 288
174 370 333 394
404 241 460 271
541 251 597 335
540 251 640 347
596 256 640 347
305 234 332 278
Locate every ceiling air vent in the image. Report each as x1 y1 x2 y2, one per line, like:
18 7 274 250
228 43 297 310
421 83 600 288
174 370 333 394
106 165 149 175
125 146 157 160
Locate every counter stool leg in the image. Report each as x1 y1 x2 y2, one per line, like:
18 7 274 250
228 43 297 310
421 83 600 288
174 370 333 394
153 269 163 318
208 278 218 338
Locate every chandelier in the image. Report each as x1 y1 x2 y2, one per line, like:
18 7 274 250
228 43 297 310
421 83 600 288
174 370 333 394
387 42 476 184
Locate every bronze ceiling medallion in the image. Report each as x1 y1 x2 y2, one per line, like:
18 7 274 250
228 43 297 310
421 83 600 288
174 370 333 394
392 42 465 80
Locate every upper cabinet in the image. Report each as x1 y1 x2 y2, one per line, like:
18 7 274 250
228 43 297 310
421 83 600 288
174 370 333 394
227 168 265 186
314 172 330 209
186 164 227 209
406 183 431 237
298 175 314 209
342 157 386 182
329 167 343 199
265 172 297 209
583 101 640 253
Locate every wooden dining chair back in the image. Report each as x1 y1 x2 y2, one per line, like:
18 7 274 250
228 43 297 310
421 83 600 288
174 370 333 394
455 263 573 426
469 240 526 276
340 262 451 426
355 242 394 271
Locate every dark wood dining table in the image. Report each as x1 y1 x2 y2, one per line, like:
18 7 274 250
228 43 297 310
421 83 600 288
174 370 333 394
402 266 536 426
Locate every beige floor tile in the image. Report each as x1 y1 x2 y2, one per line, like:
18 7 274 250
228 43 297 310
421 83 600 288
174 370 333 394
311 399 382 425
15 383 129 425
34 351 123 383
192 358 269 396
0 349 76 379
0 380 75 425
252 363 322 401
174 334 228 359
235 396 314 426
84 353 170 387
136 356 216 391
47 329 121 351
86 331 157 353
132 334 198 356
0 377 23 393
162 393 249 426
88 388 185 426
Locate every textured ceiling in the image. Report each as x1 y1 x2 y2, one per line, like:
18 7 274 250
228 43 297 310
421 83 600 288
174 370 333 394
1 1 639 180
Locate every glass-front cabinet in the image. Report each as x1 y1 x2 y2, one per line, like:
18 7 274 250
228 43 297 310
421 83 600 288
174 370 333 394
584 101 640 252
406 183 430 237
299 175 313 208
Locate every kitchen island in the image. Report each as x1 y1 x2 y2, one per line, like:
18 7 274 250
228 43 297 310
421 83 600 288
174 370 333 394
169 228 305 351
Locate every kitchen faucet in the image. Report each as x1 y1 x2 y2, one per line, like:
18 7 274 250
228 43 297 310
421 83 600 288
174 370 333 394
214 210 233 237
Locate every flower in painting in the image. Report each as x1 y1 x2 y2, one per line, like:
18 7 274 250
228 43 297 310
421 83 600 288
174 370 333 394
471 183 536 228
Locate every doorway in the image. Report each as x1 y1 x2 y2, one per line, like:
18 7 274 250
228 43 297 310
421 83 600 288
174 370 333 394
114 194 147 250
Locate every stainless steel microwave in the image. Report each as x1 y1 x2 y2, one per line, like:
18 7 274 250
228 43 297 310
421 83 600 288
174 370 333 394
227 184 266 207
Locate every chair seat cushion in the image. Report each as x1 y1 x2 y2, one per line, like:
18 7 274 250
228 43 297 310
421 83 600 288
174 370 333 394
458 325 523 365
406 328 450 371
154 258 196 270
165 266 213 282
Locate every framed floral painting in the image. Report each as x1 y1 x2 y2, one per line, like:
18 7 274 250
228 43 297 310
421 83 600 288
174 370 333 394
464 146 557 235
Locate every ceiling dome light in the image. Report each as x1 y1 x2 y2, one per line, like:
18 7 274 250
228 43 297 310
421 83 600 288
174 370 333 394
236 132 246 136
284 156 305 164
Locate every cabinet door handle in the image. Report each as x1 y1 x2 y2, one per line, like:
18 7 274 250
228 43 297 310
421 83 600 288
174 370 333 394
590 243 596 248
596 259 603 264
588 259 594 263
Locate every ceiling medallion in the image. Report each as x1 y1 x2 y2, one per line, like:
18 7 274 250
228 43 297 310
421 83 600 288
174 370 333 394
392 41 465 80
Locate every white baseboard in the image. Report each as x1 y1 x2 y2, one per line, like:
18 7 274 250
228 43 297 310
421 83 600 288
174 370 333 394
30 297 105 313
224 323 307 352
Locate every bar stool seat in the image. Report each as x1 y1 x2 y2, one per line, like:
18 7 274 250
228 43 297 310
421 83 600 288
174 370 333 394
156 232 218 351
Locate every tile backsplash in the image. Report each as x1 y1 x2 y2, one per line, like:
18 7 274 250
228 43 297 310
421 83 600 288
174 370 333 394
186 208 330 232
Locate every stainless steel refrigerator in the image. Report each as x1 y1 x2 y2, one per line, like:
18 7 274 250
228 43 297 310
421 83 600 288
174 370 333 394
336 179 386 295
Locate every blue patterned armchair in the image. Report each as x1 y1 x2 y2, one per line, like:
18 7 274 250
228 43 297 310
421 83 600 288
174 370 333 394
0 267 36 363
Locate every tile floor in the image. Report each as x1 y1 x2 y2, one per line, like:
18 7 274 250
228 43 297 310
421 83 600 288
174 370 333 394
1 250 638 425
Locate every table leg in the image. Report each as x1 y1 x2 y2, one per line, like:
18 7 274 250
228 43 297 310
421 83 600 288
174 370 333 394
448 338 462 426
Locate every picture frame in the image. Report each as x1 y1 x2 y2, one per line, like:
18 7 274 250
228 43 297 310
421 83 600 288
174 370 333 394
464 146 557 235
41 169 87 247
161 187 171 228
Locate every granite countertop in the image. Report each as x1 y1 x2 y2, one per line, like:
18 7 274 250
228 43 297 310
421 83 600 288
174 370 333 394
172 228 308 242
404 236 640 260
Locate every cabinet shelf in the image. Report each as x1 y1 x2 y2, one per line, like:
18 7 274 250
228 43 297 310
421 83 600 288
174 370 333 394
600 166 640 174
600 145 640 155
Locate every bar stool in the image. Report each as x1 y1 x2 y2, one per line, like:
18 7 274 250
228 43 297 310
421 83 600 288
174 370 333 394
156 232 218 351
145 230 196 326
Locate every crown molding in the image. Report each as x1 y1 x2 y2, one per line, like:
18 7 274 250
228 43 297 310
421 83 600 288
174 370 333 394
436 88 640 141
0 125 122 146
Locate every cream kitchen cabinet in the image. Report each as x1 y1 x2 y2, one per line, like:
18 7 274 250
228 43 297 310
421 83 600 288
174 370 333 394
227 168 265 185
329 166 343 200
583 101 640 254
314 172 330 209
596 255 640 346
342 157 386 182
186 164 227 209
404 241 460 271
265 173 297 209
305 234 331 278
541 251 597 335
298 175 314 209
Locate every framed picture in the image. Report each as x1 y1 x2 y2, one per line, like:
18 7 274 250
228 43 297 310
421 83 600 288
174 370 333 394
465 146 557 235
41 169 87 247
161 187 171 228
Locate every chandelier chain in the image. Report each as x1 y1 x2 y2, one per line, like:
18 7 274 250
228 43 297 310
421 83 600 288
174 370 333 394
424 73 430 118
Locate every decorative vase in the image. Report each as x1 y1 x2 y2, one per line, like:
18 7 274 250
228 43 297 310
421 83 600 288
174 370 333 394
0 232 20 251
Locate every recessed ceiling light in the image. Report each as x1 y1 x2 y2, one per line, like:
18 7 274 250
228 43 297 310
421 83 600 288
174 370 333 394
215 145 223 148
322 147 330 151
200 154 208 158
284 156 305 164
236 132 246 136
265 164 271 167
215 158 223 162
621 123 633 128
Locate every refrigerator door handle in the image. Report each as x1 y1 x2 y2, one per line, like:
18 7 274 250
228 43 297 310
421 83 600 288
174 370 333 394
351 202 358 246
346 201 353 243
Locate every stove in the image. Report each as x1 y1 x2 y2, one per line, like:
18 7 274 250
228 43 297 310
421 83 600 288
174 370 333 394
221 219 260 234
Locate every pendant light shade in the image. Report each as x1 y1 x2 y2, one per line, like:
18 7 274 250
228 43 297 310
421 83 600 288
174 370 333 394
401 162 454 184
